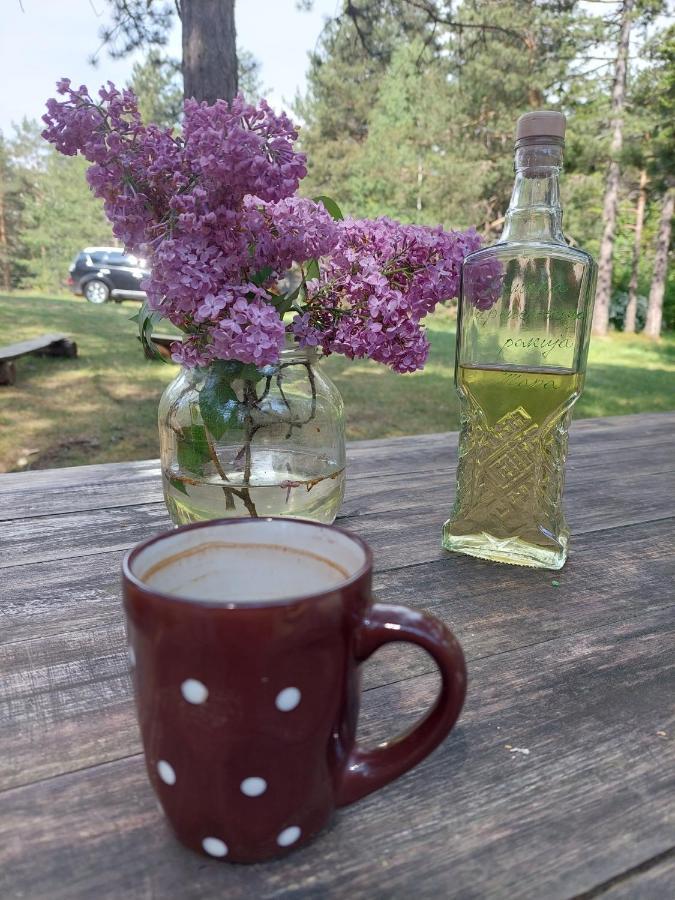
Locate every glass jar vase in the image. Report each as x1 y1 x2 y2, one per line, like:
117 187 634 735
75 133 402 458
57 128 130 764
158 346 346 526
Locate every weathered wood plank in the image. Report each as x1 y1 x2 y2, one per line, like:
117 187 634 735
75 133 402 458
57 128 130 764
1 514 672 649
1 607 673 900
2 459 673 568
1 431 673 525
0 412 673 521
0 333 69 361
1 413 673 898
587 851 675 899
1 519 672 791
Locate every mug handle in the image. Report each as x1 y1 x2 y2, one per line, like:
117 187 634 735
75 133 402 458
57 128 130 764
336 603 467 807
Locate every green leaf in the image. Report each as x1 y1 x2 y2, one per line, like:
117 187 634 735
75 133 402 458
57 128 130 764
271 293 294 317
313 195 344 221
176 425 211 474
283 283 302 303
199 365 241 439
169 476 190 496
207 359 264 384
136 300 168 361
239 363 265 383
211 359 244 379
251 265 273 287
305 258 320 281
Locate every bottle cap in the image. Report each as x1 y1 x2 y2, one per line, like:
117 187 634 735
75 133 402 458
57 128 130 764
516 110 566 145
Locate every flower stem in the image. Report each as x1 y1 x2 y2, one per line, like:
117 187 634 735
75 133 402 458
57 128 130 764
204 418 262 517
203 425 236 511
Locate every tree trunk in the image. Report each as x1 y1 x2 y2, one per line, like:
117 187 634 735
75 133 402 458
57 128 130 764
181 0 238 103
644 186 674 340
624 168 648 333
592 0 634 337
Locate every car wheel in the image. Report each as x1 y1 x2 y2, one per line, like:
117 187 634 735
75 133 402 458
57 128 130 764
84 280 110 304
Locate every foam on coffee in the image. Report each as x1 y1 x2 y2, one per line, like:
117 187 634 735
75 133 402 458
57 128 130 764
131 519 367 603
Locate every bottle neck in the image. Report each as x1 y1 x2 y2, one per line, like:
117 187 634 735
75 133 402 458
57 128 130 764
500 142 565 243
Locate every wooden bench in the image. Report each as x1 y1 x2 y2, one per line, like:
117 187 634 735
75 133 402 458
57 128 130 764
0 333 78 386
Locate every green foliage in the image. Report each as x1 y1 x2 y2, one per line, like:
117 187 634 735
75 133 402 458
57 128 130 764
198 360 244 439
129 47 264 128
176 425 211 475
610 291 648 332
295 6 425 208
299 1 609 231
128 50 183 128
238 49 264 103
0 133 31 288
314 195 344 220
628 24 675 190
297 0 673 328
131 300 167 360
3 120 113 293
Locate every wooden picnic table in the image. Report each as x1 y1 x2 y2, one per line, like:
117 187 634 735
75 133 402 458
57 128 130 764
1 411 674 899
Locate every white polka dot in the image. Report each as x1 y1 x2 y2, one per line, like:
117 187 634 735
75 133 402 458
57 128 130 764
240 776 267 797
157 760 176 785
127 645 136 667
181 678 208 704
202 837 228 858
275 687 301 712
277 826 301 847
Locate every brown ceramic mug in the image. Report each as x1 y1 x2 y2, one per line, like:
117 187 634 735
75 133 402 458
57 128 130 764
122 517 467 863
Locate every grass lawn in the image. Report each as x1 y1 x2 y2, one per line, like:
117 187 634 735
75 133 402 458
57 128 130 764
1 292 674 472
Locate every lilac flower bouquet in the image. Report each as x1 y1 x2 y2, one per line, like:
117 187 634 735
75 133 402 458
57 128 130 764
43 80 482 523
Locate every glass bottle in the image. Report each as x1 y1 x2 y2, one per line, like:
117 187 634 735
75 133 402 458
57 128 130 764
159 344 346 526
442 111 597 569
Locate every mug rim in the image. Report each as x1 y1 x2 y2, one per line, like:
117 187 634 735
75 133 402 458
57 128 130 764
122 516 373 609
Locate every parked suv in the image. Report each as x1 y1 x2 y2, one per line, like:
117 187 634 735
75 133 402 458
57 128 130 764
68 247 149 304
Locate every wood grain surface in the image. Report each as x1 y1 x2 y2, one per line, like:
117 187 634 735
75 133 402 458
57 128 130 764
1 412 674 899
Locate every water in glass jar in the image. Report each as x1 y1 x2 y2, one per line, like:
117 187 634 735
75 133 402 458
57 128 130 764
163 448 345 525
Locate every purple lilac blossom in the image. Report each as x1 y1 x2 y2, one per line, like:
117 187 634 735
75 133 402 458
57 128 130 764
293 218 482 373
42 80 336 367
43 80 482 371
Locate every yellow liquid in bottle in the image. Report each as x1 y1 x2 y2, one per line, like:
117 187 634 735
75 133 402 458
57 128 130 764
442 364 583 569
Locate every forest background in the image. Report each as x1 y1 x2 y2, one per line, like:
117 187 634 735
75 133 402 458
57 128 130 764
1 0 673 336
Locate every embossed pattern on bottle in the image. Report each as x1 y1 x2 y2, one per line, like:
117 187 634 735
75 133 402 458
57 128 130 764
443 364 582 568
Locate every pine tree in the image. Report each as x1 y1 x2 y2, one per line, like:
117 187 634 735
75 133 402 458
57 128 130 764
7 122 113 292
645 185 674 338
129 48 264 129
128 51 183 128
592 0 634 337
0 129 35 290
642 25 675 337
624 168 648 333
99 0 238 103
298 0 606 234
